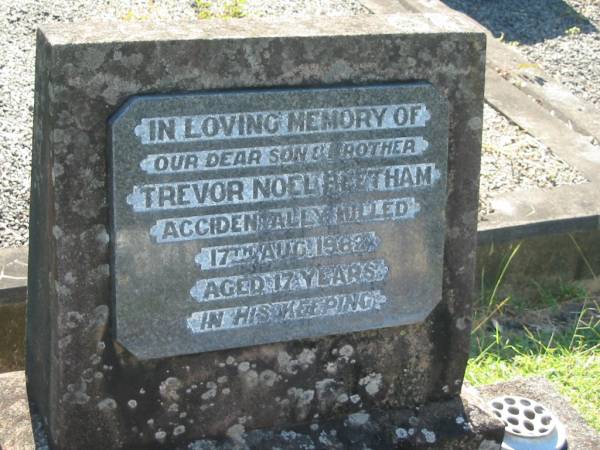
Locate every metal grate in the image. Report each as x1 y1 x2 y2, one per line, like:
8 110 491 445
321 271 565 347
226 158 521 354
489 395 557 437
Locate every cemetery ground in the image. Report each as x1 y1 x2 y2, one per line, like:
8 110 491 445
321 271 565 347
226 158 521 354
0 0 600 446
469 242 600 431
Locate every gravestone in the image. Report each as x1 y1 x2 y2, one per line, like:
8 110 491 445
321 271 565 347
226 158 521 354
27 13 504 449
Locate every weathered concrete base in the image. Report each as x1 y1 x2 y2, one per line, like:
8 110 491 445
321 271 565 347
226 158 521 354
1 370 503 449
182 390 504 449
0 302 26 372
6 374 599 449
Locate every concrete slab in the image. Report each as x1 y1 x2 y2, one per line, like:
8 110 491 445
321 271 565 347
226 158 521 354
0 246 28 306
4 373 596 449
0 371 46 450
0 370 503 450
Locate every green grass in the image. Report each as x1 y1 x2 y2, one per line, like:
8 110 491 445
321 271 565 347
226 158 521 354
467 242 600 431
467 304 600 431
194 0 247 19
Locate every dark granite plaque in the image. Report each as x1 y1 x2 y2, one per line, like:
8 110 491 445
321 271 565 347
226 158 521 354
109 83 448 359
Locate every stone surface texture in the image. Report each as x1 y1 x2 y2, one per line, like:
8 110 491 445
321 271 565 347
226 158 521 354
109 84 449 359
180 388 504 449
0 371 34 450
27 14 487 449
1 371 503 450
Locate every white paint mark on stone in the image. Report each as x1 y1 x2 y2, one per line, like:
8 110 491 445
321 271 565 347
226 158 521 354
347 412 370 427
97 398 117 411
297 349 316 369
63 381 90 405
53 162 64 179
277 352 296 375
55 282 71 297
96 228 110 246
421 429 436 443
58 335 72 350
325 362 338 375
259 370 278 387
339 345 354 360
225 424 246 445
287 387 315 421
336 393 349 403
237 362 250 373
395 427 408 439
319 431 334 446
201 385 217 400
242 370 259 389
154 430 167 444
64 272 76 284
52 226 63 239
359 373 383 396
159 377 182 402
280 430 298 441
173 425 186 436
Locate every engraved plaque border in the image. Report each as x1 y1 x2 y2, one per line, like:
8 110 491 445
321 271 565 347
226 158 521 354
108 82 449 359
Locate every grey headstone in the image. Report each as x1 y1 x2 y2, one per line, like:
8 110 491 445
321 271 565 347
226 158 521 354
27 14 496 449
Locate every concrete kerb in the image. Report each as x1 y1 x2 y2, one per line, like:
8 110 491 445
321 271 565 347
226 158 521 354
0 246 28 306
